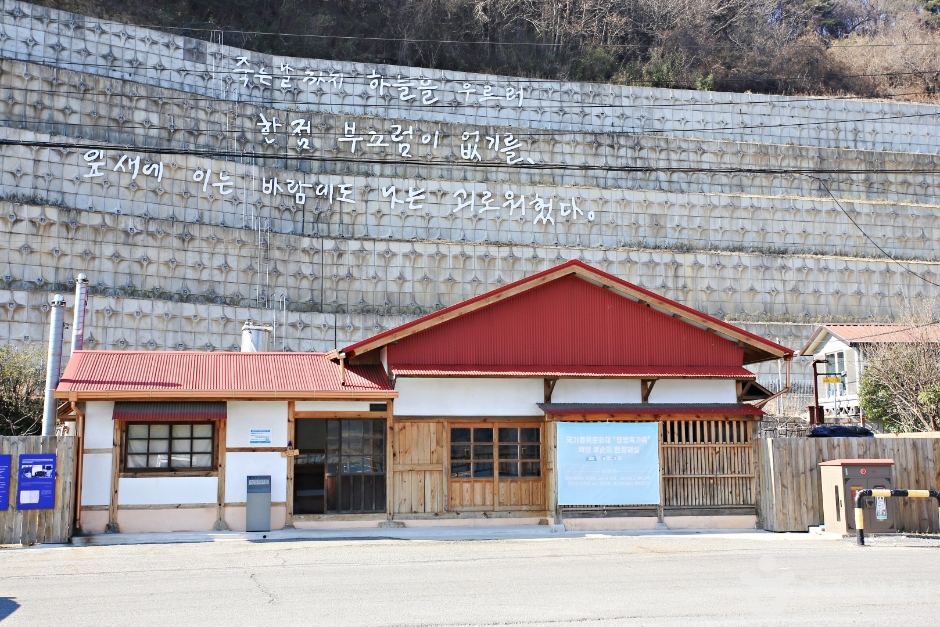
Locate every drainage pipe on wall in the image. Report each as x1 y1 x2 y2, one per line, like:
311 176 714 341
41 294 67 436
71 273 89 351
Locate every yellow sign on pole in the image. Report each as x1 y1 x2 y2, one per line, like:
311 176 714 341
822 375 842 384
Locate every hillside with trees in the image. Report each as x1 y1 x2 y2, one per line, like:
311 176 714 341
30 0 940 100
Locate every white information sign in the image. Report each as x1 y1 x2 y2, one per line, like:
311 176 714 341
249 429 272 445
556 422 660 506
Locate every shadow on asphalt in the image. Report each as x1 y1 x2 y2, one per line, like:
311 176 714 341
0 598 20 621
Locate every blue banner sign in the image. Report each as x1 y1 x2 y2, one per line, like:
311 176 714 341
557 422 660 506
0 454 10 510
17 454 57 510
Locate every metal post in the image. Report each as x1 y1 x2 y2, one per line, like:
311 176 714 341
854 489 869 546
41 294 67 436
71 273 89 352
811 359 825 425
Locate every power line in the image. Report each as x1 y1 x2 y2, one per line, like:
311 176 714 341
808 175 940 288
111 22 940 50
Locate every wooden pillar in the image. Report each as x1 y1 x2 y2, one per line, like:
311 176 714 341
71 401 85 533
215 418 227 530
107 420 121 533
386 399 394 520
285 401 295 527
442 419 449 513
657 420 665 523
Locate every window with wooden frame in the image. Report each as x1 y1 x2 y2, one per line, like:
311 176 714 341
124 423 215 471
450 426 541 479
497 427 542 478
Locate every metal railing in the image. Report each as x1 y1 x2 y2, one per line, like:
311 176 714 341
854 489 940 546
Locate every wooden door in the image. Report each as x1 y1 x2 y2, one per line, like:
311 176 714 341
392 421 445 514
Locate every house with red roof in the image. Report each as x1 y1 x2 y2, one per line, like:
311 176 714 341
799 323 940 422
57 260 792 535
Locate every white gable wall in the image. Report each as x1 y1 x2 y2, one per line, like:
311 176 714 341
552 379 642 403
394 377 544 416
647 379 737 404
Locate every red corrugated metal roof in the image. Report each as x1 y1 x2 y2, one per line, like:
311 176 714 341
538 403 765 416
342 260 792 365
388 274 743 368
56 351 394 399
800 323 940 355
113 401 227 421
392 366 755 378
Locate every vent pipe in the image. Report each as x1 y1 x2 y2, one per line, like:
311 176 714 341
41 294 67 436
71 273 89 352
241 319 273 352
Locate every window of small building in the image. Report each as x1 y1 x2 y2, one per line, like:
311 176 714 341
450 427 494 478
450 425 541 479
125 423 215 470
497 427 542 478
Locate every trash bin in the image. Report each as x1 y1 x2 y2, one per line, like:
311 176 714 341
246 475 271 532
819 459 895 536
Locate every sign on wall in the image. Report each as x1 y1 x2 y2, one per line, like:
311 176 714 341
250 429 272 445
0 454 10 510
556 422 660 506
16 454 57 510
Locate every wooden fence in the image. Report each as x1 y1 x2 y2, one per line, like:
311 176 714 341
0 436 75 544
756 437 940 533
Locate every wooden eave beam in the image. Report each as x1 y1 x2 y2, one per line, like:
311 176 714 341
545 413 763 422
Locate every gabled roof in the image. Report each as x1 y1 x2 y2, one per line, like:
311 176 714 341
340 260 792 366
799 323 940 356
56 351 395 400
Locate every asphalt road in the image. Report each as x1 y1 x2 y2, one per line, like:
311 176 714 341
1 531 938 626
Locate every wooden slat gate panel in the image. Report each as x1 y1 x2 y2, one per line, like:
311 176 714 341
0 436 75 544
756 438 940 532
392 422 445 514
662 420 755 508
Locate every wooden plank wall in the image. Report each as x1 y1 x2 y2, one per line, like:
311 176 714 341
756 438 940 532
661 420 754 508
0 436 75 544
392 422 445 514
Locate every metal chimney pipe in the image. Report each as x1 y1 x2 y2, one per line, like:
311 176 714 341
41 294 67 436
71 273 89 352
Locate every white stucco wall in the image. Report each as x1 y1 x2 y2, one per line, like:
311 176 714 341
551 379 642 403
80 453 112 506
394 377 544 416
83 401 115 449
118 477 218 505
225 401 288 447
647 379 737 404
295 401 376 412
224 452 287 502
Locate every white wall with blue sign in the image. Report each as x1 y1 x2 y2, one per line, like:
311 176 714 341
556 422 660 506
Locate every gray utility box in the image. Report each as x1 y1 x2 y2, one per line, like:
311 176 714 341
819 459 895 536
246 475 272 532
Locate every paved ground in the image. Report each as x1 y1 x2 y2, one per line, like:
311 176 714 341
1 530 938 626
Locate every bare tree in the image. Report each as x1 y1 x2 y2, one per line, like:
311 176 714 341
858 301 940 432
0 344 45 436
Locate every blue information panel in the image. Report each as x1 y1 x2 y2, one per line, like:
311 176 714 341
557 422 660 506
0 454 10 510
17 454 56 510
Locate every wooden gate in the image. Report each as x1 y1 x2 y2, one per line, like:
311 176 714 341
0 436 75 544
661 420 755 508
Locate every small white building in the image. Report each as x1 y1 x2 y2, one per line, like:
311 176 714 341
799 323 940 421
